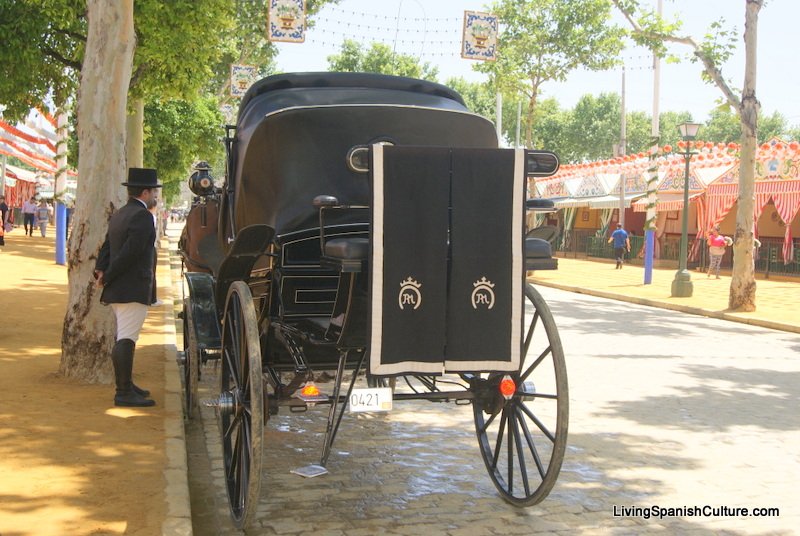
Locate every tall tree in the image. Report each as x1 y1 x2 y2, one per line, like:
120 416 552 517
60 0 135 381
613 0 763 311
476 0 625 148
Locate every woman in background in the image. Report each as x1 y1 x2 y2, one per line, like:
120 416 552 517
35 199 51 237
706 226 731 279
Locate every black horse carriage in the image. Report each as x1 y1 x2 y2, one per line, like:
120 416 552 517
179 72 568 529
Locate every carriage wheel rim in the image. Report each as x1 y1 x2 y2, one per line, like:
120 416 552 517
218 281 264 529
472 283 568 506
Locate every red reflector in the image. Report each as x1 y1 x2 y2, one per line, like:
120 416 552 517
301 384 320 397
499 376 516 397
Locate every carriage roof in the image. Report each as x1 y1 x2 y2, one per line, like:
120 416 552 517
225 72 498 238
236 72 468 122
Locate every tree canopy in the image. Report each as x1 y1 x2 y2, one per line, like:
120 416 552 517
327 39 439 81
476 0 626 147
0 0 85 118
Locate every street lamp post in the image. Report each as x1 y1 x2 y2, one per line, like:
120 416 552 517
671 122 701 298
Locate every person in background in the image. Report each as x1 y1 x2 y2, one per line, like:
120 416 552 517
0 195 9 235
35 199 51 237
706 225 731 279
147 197 162 307
607 223 631 269
22 196 37 236
0 195 6 249
94 168 161 407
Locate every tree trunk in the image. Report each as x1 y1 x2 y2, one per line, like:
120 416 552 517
59 0 135 382
526 90 538 148
126 97 144 167
728 0 761 312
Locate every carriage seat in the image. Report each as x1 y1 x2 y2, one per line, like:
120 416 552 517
321 237 369 272
525 237 558 271
324 237 369 260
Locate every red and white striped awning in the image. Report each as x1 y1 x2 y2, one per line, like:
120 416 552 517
633 192 703 212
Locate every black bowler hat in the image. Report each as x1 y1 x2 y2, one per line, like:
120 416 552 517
122 167 162 188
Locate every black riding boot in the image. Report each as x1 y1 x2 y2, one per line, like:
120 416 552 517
126 343 150 397
112 339 155 407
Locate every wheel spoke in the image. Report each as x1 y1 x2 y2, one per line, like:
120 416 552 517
234 423 243 511
239 417 251 513
507 408 514 495
223 349 239 391
523 310 540 355
478 408 500 435
227 417 241 482
491 409 508 471
520 345 552 383
516 407 546 480
511 406 531 497
526 393 558 400
518 401 556 443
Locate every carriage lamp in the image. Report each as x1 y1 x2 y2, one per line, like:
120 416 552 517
671 122 701 298
188 160 215 196
499 375 516 400
301 383 320 397
298 382 327 404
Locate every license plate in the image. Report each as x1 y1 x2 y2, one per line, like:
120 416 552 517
348 387 393 413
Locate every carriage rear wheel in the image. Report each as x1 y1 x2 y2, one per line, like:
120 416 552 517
183 298 200 419
218 281 264 529
471 283 568 506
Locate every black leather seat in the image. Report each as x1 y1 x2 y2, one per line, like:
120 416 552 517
324 237 369 260
525 237 558 270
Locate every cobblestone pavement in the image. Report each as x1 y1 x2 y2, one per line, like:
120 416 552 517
181 283 799 536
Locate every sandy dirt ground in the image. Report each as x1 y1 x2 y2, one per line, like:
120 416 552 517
0 228 168 536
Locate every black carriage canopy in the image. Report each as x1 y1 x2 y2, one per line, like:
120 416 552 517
222 72 499 239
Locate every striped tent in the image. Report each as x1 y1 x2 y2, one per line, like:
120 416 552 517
705 175 800 264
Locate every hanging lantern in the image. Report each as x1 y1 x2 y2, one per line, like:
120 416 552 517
727 142 738 151
663 144 672 153
761 143 770 151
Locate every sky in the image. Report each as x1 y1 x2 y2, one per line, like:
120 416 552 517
271 0 800 126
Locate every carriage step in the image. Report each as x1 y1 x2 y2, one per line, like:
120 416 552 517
290 464 329 478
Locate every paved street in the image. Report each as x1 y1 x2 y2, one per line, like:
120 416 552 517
182 284 800 536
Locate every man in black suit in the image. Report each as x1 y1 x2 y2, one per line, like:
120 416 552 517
95 168 161 407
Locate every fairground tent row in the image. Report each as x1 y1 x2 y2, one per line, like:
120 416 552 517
532 138 800 266
0 109 77 208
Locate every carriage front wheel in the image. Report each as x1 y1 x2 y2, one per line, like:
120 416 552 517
471 283 568 506
217 281 264 529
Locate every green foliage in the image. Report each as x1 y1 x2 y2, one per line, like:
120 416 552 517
327 39 439 81
476 0 626 146
143 97 224 202
131 0 236 101
445 77 495 120
702 107 790 144
0 0 85 119
529 93 694 162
